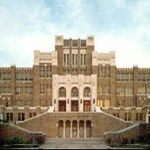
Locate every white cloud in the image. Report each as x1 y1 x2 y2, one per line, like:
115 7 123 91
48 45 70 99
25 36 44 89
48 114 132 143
0 0 150 68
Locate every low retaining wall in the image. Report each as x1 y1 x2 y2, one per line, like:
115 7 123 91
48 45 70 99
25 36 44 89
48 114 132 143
0 123 46 144
104 123 150 146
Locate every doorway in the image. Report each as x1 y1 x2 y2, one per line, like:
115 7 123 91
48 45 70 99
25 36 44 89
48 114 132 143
84 101 91 112
71 101 78 111
59 101 66 111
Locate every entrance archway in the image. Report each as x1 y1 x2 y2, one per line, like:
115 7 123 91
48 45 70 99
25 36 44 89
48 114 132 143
58 120 63 138
72 120 77 138
79 120 84 138
65 120 70 138
86 120 91 138
71 101 78 111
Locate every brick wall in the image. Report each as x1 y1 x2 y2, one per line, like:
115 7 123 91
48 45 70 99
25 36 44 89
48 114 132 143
0 123 46 144
104 123 150 146
18 111 132 138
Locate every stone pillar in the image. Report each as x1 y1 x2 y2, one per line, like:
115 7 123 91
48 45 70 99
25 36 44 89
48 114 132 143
79 75 84 112
77 121 79 138
70 121 72 138
63 121 65 138
91 75 97 112
84 121 86 138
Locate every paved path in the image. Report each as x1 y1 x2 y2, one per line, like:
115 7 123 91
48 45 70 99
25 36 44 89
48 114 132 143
40 138 108 149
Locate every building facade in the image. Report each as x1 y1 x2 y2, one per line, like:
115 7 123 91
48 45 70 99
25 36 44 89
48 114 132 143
0 35 150 138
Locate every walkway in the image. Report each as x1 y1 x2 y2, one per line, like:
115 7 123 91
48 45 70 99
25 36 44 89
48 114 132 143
40 138 108 149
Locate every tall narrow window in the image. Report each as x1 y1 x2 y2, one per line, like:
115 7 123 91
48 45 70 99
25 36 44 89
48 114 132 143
84 54 86 66
67 54 69 66
81 54 83 66
64 54 66 66
76 54 78 66
40 84 45 94
72 54 74 66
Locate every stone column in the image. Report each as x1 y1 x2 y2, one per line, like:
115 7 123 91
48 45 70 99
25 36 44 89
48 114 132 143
84 121 86 138
77 121 79 138
63 121 66 138
70 121 72 139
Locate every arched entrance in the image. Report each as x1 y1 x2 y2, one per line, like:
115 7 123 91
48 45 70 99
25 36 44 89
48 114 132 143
58 120 63 138
65 120 70 138
79 120 84 138
72 120 77 138
86 120 91 138
58 120 92 139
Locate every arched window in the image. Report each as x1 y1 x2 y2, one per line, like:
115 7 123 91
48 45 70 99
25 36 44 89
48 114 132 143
71 87 78 97
59 87 66 97
83 87 91 97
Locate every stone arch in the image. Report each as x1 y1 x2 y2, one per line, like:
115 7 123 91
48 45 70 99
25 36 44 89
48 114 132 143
79 120 84 138
65 120 70 138
83 87 91 97
72 120 77 138
86 120 92 138
71 87 79 97
58 120 63 138
59 87 66 97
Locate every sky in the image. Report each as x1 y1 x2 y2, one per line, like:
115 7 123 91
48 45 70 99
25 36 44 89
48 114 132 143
0 0 150 67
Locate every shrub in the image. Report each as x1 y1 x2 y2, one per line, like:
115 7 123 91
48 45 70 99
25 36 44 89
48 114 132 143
130 139 135 144
34 135 46 144
0 137 5 146
106 138 111 145
6 137 23 145
122 138 128 145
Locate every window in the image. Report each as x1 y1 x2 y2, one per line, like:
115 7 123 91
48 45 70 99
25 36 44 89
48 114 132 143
80 54 83 66
64 40 70 47
84 54 86 66
138 73 147 81
113 113 120 118
116 87 124 96
116 73 133 81
0 73 11 81
40 84 45 94
75 54 78 66
0 86 11 94
147 88 150 94
138 87 145 94
46 66 52 78
16 73 33 81
99 85 103 95
63 54 67 66
105 86 110 95
67 54 70 66
71 87 78 97
39 65 45 78
125 87 133 96
6 113 13 121
105 65 110 78
29 112 36 118
98 66 103 78
72 54 75 66
81 40 86 47
83 87 91 97
18 113 25 121
124 113 131 121
59 87 66 97
72 40 78 47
